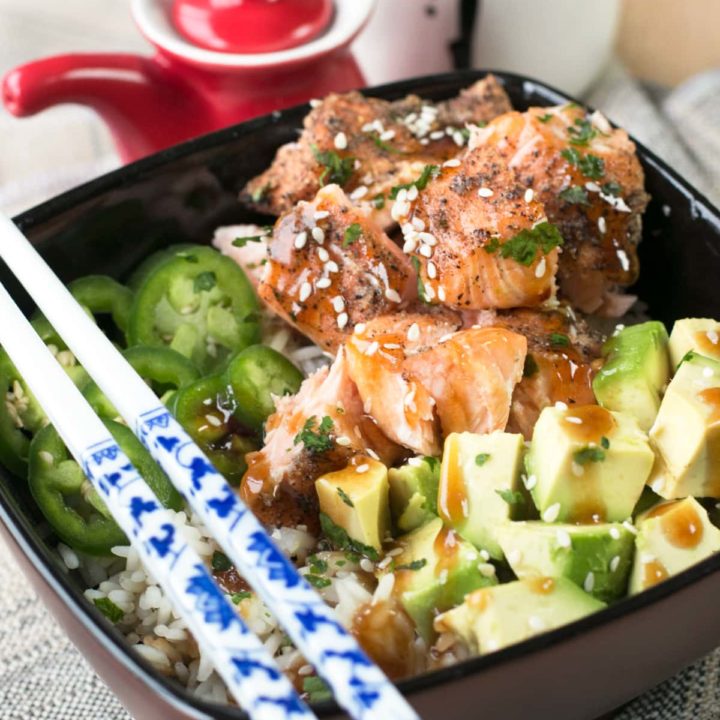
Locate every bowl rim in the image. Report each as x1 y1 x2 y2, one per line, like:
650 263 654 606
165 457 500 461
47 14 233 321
5 68 720 718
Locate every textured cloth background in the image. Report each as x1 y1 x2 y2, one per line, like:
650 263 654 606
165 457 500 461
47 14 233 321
0 60 720 719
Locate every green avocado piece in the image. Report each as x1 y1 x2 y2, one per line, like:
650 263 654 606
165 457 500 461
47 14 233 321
438 431 529 560
393 517 496 641
593 321 670 431
648 352 720 498
388 456 439 532
435 576 605 655
526 404 653 524
629 497 720 595
496 521 635 602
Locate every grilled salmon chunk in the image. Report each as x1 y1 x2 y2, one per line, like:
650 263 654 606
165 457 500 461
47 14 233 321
242 76 513 227
258 184 417 353
469 104 649 315
393 145 560 309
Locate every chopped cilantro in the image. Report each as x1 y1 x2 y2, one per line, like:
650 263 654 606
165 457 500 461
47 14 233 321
343 223 362 247
475 453 491 466
558 186 590 206
212 551 232 572
306 574 332 589
483 237 501 254
308 555 328 574
678 350 697 369
372 194 386 209
335 560 346 567
320 512 380 561
523 354 539 378
549 333 570 347
567 118 598 146
499 222 564 266
373 135 404 154
193 271 217 293
537 113 554 123
93 597 124 623
293 415 334 454
232 225 272 247
311 144 355 187
303 676 331 703
600 436 610 450
410 256 429 302
389 164 440 199
573 446 606 465
561 148 605 179
601 181 622 196
495 488 525 506
230 591 252 604
396 558 427 572
337 486 354 508
423 456 440 472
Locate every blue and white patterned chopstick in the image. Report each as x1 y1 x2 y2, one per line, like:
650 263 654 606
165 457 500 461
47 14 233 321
0 214 419 720
0 278 314 720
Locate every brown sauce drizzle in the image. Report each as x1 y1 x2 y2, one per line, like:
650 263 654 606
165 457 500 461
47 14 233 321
647 500 704 549
434 527 461 579
467 588 491 612
438 438 467 525
698 387 720 494
561 405 616 443
527 577 555 595
694 330 720 359
643 559 669 588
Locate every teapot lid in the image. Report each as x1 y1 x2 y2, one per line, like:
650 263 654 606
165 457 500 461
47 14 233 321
171 0 333 54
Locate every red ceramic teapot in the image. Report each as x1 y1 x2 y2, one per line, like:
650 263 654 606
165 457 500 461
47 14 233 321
2 0 375 163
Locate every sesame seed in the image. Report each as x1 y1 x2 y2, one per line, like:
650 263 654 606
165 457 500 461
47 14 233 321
407 457 423 468
524 474 537 490
316 277 332 289
312 226 325 243
617 249 630 271
430 130 445 140
535 257 546 278
384 343 402 350
380 129 395 141
479 549 490 562
317 247 329 262
406 185 419 201
350 185 368 200
314 210 330 220
360 558 374 573
704 366 715 378
337 312 349 330
420 138 430 146
528 615 546 632
407 323 420 342
356 464 369 474
403 238 418 254
598 216 607 234
412 217 426 231
361 122 375 133
385 288 402 303
391 200 410 221
708 329 720 344
418 232 437 246
205 414 222 427
477 187 494 198
585 181 601 193
396 188 408 203
331 296 345 313
478 563 496 578
325 261 339 273
294 231 307 249
437 286 446 301
622 520 638 535
609 527 621 540
366 341 379 356
584 572 595 593
424 284 436 301
419 244 432 258
336 435 352 446
443 158 461 168
555 401 568 411
524 188 535 203
334 132 348 150
452 131 465 146
507 549 522 566
427 261 437 279
662 204 671 217
366 448 380 461
298 282 312 302
354 323 366 335
542 503 561 523
556 529 572 548
565 416 582 424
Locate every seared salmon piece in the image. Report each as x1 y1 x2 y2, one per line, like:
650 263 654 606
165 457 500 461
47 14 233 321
258 185 416 353
393 145 560 310
468 308 603 438
240 349 404 532
469 104 649 315
242 76 513 227
346 310 463 456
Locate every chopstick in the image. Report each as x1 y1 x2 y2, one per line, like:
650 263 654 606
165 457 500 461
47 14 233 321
0 280 313 719
0 215 419 720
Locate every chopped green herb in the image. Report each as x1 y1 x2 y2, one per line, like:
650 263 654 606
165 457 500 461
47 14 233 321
389 164 440 199
93 597 124 623
600 436 611 450
523 354 539 378
423 456 440 472
475 453 491 466
396 558 427 572
561 148 605 179
567 118 598 146
549 333 570 347
193 271 217 293
343 223 362 247
678 350 697 369
537 113 554 123
410 256 429 302
558 186 590 206
573 446 606 465
372 135 404 154
306 574 332 589
320 513 380 561
337 486 355 508
176 252 198 263
294 415 335 454
303 676 332 703
372 194 386 210
499 222 564 266
495 488 525 506
311 144 355 187
483 237 501 254
601 181 622 196
232 225 272 248
335 559 347 567
230 591 252 605
251 183 271 203
212 551 232 572
308 555 328 574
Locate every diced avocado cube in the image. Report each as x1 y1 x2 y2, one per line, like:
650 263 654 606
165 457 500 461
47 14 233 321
388 456 439 533
315 457 390 551
629 497 720 594
434 577 605 655
393 517 496 640
438 432 528 560
496 521 635 602
593 321 670 431
668 318 720 368
649 353 720 498
526 405 654 523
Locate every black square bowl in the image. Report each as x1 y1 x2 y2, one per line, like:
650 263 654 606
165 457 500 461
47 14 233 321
2 71 720 720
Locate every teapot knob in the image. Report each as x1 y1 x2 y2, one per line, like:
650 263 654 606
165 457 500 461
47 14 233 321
171 0 333 54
